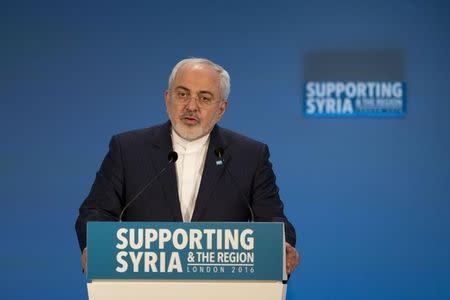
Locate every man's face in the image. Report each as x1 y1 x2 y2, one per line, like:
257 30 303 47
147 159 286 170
165 63 228 141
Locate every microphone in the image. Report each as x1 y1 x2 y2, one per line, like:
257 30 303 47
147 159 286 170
214 147 255 222
119 151 178 221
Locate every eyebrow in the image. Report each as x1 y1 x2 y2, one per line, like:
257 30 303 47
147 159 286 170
175 85 214 96
175 86 189 91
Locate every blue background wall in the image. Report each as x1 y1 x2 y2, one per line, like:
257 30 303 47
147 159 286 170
1 1 449 299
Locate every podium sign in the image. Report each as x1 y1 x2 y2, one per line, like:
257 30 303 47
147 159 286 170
87 222 285 281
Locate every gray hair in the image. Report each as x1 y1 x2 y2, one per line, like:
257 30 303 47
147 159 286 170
168 58 231 100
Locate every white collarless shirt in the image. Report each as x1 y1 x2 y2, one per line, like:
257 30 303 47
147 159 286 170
171 129 210 222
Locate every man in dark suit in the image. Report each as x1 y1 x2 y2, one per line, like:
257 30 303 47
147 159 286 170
75 58 300 275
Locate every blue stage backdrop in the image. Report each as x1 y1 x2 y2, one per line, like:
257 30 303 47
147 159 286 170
1 1 449 299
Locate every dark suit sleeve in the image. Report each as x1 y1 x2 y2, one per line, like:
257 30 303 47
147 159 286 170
252 144 297 247
75 135 125 251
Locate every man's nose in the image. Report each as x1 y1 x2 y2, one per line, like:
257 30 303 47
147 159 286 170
185 95 199 110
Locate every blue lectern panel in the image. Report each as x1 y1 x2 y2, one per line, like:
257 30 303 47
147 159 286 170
87 222 284 281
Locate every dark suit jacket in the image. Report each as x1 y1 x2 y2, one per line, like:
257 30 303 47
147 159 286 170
75 122 296 250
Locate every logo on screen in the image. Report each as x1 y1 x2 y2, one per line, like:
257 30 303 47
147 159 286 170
303 50 407 118
304 81 406 117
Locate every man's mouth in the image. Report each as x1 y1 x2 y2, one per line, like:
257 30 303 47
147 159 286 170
182 116 199 125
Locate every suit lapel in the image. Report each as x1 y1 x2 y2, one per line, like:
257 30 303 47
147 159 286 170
149 122 183 221
191 126 227 221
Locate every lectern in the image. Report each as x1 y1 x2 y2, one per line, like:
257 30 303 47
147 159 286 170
86 222 287 300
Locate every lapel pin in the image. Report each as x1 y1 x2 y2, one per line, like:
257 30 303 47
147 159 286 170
216 160 223 166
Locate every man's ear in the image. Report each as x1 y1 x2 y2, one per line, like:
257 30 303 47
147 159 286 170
217 99 228 119
164 90 170 105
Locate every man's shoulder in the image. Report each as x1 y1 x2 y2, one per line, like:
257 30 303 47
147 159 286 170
217 126 267 150
112 123 168 143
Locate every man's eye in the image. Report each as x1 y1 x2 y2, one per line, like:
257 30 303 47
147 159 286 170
177 92 187 97
199 95 212 102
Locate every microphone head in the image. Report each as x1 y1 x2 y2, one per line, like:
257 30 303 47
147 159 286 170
214 147 224 158
168 151 178 163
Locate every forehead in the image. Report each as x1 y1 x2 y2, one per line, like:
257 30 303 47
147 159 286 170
173 63 220 93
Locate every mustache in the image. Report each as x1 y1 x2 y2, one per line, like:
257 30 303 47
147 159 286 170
181 112 199 119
